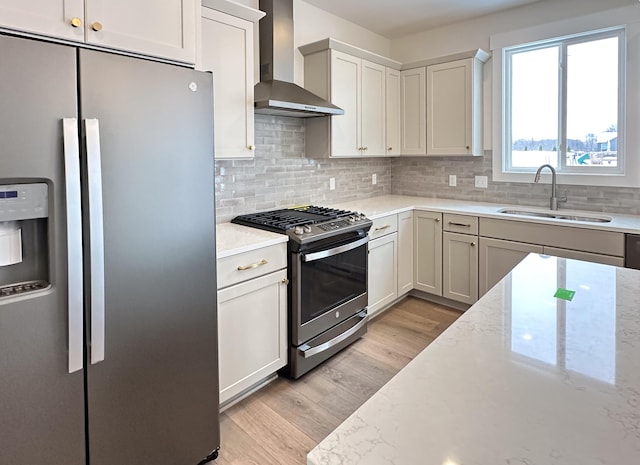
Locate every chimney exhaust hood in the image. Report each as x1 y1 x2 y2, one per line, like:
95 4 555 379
255 0 344 118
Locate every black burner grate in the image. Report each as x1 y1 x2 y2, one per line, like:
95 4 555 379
231 205 353 233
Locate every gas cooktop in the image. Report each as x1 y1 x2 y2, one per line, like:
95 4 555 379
231 205 371 244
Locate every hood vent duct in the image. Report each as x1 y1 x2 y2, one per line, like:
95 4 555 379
255 0 344 117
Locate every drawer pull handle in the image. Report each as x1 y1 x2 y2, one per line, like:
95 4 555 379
237 259 268 271
374 225 391 231
449 222 472 228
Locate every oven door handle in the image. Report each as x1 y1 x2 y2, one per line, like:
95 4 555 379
298 310 368 358
302 236 369 262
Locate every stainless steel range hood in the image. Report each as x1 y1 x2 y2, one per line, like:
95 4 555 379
255 0 343 118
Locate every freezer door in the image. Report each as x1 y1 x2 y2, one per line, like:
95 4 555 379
0 36 85 464
78 50 219 465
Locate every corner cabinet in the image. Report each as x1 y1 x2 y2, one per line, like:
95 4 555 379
0 0 197 63
401 49 489 157
198 0 264 159
300 38 402 158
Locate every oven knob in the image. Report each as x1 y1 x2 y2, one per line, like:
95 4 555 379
359 213 367 219
303 225 312 233
347 215 356 223
294 226 304 235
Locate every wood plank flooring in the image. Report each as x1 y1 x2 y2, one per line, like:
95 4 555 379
215 296 461 465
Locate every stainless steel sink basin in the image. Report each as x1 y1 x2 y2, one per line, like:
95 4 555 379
498 208 612 223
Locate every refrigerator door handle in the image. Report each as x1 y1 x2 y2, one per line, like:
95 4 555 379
85 118 106 365
63 118 84 374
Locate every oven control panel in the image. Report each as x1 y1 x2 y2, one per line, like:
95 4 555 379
288 213 372 245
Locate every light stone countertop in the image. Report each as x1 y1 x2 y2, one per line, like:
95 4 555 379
307 253 640 465
216 195 640 258
216 222 287 259
329 195 640 234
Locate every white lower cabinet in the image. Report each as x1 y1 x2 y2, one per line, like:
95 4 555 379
478 237 543 296
217 269 287 405
216 241 287 405
443 232 478 305
397 211 413 296
413 211 442 295
368 232 398 317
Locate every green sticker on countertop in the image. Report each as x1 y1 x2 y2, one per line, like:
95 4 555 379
554 288 576 301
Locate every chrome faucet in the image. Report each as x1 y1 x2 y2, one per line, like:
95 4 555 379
534 164 565 210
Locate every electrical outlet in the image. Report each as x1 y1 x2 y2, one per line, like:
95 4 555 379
475 176 488 188
372 174 377 185
329 177 335 190
449 175 457 187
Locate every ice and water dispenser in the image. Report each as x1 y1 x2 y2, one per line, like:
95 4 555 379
0 183 49 297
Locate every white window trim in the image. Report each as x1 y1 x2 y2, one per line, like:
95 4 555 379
490 4 640 188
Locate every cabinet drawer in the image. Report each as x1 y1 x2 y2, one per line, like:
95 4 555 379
369 214 398 239
443 214 478 235
217 242 287 289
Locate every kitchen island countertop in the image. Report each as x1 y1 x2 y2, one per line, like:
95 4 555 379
308 254 640 465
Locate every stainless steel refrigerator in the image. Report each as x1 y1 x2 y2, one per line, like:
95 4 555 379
0 34 219 465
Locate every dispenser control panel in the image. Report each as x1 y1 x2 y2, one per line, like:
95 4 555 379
0 183 48 222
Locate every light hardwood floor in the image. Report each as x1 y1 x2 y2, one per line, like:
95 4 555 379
215 296 461 465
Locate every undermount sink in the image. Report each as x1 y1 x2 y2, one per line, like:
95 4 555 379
498 208 612 223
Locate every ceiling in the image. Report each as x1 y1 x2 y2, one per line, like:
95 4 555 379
302 0 545 39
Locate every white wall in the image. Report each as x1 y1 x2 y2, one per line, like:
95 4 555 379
293 0 391 85
391 0 634 61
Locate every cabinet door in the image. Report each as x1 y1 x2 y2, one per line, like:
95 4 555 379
414 211 442 295
217 269 287 404
400 67 427 155
543 247 625 267
368 233 398 317
426 58 475 156
443 232 478 305
84 0 196 63
0 0 83 41
331 50 361 157
478 237 542 296
397 210 413 296
361 59 386 156
200 8 254 159
385 67 401 156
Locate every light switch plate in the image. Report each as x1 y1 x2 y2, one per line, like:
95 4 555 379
475 176 488 188
372 174 377 185
449 175 457 187
329 177 335 190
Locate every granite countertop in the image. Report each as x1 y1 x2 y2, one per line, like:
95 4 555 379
308 254 640 465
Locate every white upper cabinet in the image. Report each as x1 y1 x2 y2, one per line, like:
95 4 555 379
426 53 488 156
300 38 401 158
0 0 197 63
385 67 401 157
400 67 427 156
198 1 264 159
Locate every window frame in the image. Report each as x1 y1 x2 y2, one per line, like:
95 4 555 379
490 5 640 188
502 28 625 176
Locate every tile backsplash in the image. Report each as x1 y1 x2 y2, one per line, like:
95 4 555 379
214 115 391 223
215 115 640 222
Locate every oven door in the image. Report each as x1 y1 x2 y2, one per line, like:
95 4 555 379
291 232 369 345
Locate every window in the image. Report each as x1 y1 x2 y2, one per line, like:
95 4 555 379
503 28 624 175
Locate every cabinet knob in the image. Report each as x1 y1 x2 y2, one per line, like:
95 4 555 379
388 147 393 151
248 145 256 151
364 147 368 151
466 145 470 150
91 22 103 32
435 218 440 223
281 278 289 285
470 242 476 247
70 17 82 28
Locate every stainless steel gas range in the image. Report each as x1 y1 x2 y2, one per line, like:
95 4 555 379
232 206 372 378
